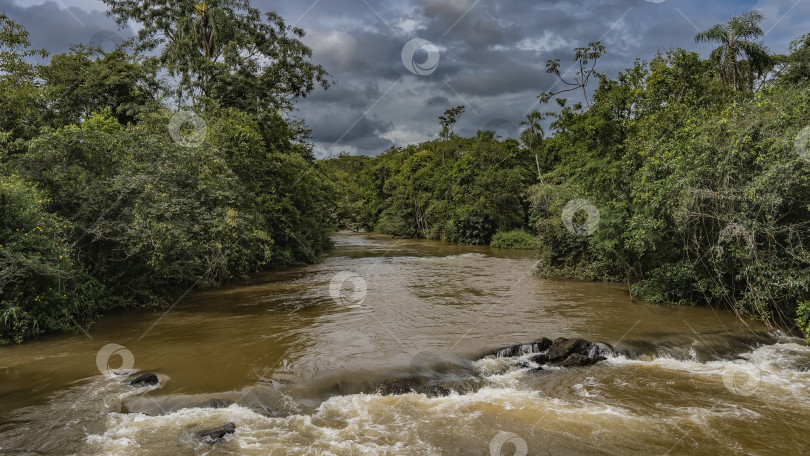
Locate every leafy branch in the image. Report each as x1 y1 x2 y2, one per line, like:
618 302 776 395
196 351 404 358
538 41 605 108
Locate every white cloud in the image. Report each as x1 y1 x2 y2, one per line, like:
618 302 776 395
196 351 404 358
514 32 573 53
395 17 421 35
381 125 434 145
306 30 359 72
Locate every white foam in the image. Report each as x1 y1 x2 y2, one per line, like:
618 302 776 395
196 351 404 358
607 342 810 404
77 341 810 455
82 385 642 455
82 398 442 455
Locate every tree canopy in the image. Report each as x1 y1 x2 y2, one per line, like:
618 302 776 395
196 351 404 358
102 0 331 112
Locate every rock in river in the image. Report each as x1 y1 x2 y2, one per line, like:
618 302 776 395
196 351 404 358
196 398 235 409
197 422 236 443
558 353 598 367
495 337 616 368
545 337 592 362
127 372 159 387
495 338 553 358
376 377 451 397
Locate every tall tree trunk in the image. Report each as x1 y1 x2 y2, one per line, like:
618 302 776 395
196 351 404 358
534 150 542 181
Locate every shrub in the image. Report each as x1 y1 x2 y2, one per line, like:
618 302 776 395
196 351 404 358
0 174 108 344
797 301 810 343
490 229 541 250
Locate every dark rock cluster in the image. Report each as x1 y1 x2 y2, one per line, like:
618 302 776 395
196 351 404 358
126 372 159 387
495 337 620 369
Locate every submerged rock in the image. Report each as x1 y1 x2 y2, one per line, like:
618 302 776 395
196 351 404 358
196 398 235 409
376 378 421 395
127 373 159 387
375 378 451 397
517 358 543 370
615 349 640 360
559 353 600 367
197 422 236 443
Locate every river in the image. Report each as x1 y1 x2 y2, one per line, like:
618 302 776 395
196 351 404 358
1 233 809 455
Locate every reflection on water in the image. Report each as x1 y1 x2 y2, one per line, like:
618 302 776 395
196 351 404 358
1 233 809 455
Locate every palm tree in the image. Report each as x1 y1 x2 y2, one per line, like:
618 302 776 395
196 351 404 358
695 10 771 93
520 111 545 180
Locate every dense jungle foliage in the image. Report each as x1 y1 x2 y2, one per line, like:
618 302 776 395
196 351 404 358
0 1 335 344
321 12 810 339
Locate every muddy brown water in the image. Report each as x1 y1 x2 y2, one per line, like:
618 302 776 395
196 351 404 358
1 233 809 455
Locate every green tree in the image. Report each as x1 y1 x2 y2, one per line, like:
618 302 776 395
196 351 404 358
779 33 810 85
695 10 771 93
38 46 161 127
102 0 331 112
0 14 45 80
0 14 47 143
475 129 496 142
539 41 605 107
438 105 465 141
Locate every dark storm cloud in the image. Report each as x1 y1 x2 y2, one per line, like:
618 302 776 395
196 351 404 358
0 0 132 55
442 58 548 97
3 0 802 156
414 0 514 48
425 95 450 107
303 28 408 81
302 102 393 144
305 81 385 110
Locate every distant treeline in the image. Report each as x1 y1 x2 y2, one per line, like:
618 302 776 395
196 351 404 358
320 11 810 340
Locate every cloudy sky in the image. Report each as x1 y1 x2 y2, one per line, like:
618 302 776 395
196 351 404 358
1 0 808 156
